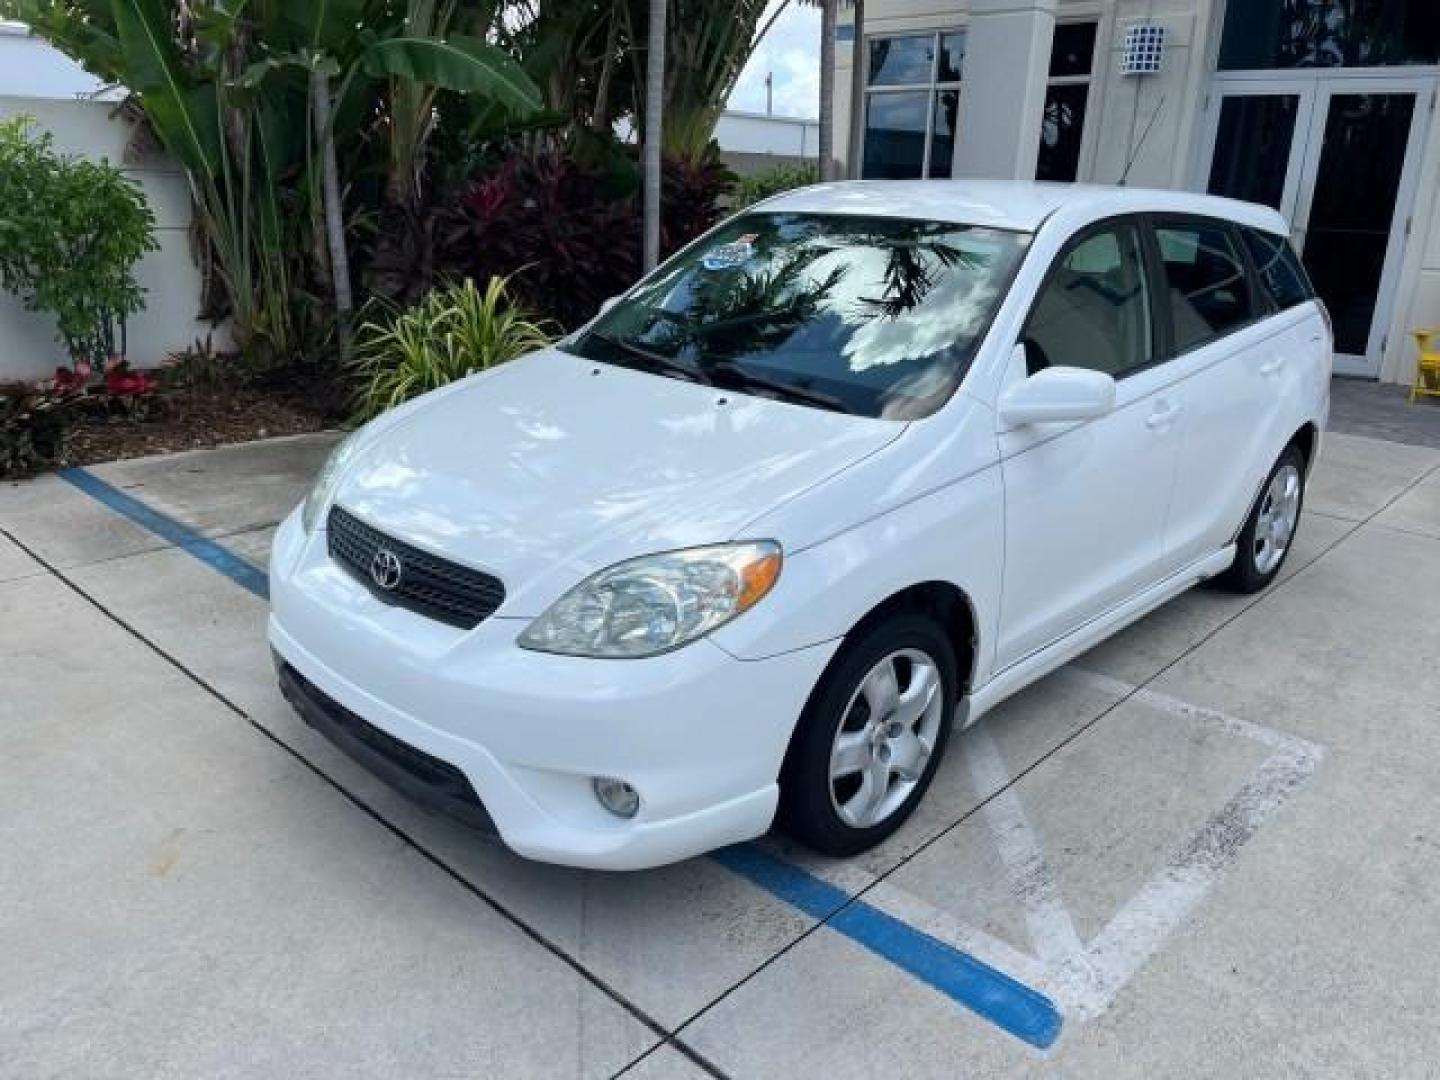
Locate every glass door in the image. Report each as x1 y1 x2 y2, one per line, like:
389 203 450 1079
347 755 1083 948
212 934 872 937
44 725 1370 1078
1200 79 1317 223
1292 79 1431 374
1202 73 1435 376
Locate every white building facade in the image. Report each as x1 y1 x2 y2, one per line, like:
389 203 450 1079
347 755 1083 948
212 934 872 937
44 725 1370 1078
831 0 1440 384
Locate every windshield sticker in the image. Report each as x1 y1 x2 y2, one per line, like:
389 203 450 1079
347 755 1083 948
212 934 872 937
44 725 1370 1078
702 234 758 271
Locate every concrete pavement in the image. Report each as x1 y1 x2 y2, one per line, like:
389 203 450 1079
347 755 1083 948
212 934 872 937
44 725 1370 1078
3 429 1439 1077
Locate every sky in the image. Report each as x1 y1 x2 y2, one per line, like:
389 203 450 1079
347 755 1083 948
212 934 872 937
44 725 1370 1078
728 0 822 120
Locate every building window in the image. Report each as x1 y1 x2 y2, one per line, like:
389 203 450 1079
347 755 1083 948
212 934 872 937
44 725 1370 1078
1036 21 1098 183
861 32 965 179
1219 0 1440 70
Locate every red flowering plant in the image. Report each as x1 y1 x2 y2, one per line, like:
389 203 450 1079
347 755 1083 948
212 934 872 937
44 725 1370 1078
102 356 158 397
49 355 157 406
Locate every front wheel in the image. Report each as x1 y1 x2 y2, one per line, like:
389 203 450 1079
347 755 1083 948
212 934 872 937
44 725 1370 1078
778 614 956 857
1218 446 1306 594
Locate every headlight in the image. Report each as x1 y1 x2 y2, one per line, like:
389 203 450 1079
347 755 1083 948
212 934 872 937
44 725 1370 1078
517 541 782 658
301 433 360 533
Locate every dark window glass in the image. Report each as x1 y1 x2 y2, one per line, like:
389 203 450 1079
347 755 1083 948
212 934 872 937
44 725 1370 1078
869 35 935 85
1243 229 1315 311
928 89 959 178
1303 92 1415 355
1023 225 1152 377
937 32 966 81
1219 0 1440 70
570 214 1031 420
1206 94 1300 210
1049 21 1097 77
863 92 929 178
1154 223 1257 353
1036 82 1089 182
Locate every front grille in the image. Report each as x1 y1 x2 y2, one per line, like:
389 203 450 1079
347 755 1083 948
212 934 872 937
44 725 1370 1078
327 505 505 629
278 660 495 833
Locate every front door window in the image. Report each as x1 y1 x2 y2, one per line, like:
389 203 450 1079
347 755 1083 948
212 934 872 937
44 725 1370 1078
1022 224 1153 376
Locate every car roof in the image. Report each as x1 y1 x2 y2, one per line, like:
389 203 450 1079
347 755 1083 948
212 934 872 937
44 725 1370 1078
755 179 1291 237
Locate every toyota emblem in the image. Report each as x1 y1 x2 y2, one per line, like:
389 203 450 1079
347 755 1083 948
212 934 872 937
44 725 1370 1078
369 548 404 591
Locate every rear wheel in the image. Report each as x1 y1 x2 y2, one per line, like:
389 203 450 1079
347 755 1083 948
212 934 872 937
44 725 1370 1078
1218 446 1305 594
779 614 956 857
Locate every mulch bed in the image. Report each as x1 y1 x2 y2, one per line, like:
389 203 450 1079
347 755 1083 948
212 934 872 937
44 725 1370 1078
61 382 337 467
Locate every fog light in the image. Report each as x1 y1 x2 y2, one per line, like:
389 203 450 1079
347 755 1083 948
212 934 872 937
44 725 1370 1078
593 777 640 818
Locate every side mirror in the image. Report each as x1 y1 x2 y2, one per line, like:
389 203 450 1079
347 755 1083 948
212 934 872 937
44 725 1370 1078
998 365 1116 428
598 295 621 316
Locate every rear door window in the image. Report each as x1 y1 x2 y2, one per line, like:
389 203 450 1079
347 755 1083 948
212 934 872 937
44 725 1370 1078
1152 220 1258 354
1242 227 1315 312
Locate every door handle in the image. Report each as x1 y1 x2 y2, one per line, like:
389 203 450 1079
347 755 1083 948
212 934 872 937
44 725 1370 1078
1145 401 1180 430
1259 355 1285 376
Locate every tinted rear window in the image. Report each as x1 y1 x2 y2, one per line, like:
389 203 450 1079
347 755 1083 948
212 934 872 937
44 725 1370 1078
1242 227 1315 312
1154 222 1257 353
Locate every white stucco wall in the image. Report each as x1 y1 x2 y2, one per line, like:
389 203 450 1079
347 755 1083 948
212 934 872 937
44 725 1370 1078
0 27 213 383
835 0 1216 185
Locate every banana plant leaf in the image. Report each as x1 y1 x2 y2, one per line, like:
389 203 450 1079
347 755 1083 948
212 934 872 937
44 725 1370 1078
110 0 223 176
359 35 543 116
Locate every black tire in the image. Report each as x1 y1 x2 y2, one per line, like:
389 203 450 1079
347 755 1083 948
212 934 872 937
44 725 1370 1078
778 613 957 857
1217 445 1306 594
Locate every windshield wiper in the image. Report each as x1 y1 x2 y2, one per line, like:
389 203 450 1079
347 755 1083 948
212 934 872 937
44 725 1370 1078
704 361 854 414
585 331 714 386
586 331 851 414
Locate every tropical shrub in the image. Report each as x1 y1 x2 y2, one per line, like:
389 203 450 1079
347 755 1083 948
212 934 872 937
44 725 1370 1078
662 149 735 253
449 148 732 329
0 381 78 478
163 335 240 393
732 162 820 209
0 116 156 370
624 0 779 163
350 277 554 420
451 152 643 329
9 0 545 368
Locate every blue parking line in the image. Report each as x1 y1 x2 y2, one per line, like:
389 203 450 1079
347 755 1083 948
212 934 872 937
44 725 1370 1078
712 845 1062 1049
58 467 269 600
61 464 1062 1049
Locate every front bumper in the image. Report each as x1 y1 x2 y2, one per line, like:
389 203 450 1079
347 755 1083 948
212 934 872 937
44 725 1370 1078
268 509 838 870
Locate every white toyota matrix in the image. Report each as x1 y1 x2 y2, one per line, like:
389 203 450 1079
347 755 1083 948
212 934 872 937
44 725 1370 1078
270 181 1331 869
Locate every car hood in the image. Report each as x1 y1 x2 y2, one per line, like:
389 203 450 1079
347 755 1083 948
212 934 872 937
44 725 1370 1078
332 348 905 615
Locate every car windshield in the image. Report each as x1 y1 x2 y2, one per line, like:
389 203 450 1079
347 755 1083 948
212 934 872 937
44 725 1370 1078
562 212 1030 419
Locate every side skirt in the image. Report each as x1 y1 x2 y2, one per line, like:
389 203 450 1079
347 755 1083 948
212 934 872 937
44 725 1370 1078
962 546 1237 728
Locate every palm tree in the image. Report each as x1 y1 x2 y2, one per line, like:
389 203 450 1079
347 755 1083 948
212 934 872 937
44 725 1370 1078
847 0 865 178
643 0 668 271
809 0 837 179
804 0 864 180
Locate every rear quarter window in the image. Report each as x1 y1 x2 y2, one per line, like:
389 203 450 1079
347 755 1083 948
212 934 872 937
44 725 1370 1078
1242 227 1316 312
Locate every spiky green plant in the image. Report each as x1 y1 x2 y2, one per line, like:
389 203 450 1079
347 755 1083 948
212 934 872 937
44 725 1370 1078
350 276 554 420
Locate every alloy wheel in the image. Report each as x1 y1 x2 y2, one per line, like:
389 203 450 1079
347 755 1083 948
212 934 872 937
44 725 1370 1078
827 648 945 829
1253 463 1302 575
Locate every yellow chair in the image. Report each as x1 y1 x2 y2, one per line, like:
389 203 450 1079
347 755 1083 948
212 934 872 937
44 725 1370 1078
1414 329 1440 403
